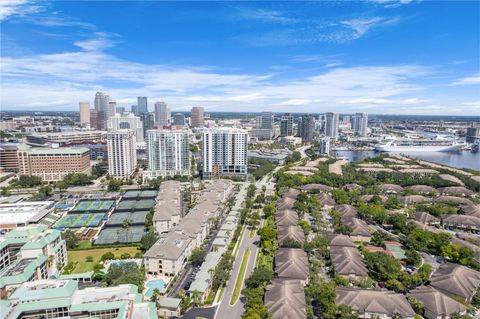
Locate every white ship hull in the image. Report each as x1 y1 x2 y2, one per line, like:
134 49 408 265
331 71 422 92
375 144 463 152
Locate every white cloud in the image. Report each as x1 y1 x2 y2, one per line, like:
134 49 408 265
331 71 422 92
74 32 117 52
2 36 467 115
341 16 400 37
237 8 298 24
0 0 42 21
451 75 480 86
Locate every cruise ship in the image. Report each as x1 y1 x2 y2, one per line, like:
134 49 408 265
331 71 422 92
375 139 465 152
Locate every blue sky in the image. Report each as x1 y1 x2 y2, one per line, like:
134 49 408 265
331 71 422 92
1 0 479 115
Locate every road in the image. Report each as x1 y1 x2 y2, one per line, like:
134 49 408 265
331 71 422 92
215 173 275 319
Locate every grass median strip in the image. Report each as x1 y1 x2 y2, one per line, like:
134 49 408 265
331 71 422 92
229 247 251 305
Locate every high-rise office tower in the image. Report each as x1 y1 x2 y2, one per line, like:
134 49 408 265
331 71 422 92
146 130 190 178
107 130 137 178
140 112 155 139
107 113 144 144
319 137 330 155
131 105 138 115
89 110 99 130
79 101 90 127
280 113 294 137
172 113 186 126
107 101 116 118
325 112 339 138
154 102 170 127
202 128 248 179
298 114 315 143
191 107 205 128
137 96 148 115
466 123 480 143
352 113 368 137
260 112 273 129
94 92 110 130
116 106 126 114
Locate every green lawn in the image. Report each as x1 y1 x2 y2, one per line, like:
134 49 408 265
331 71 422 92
67 246 141 273
230 247 251 305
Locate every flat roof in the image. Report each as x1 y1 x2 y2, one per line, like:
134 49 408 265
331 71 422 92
0 201 53 226
28 147 90 155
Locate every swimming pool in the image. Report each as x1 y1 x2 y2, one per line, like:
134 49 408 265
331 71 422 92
144 279 166 298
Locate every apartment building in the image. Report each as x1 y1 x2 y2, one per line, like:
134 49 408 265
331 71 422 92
145 180 233 278
17 147 91 182
1 279 157 319
153 181 184 234
325 112 339 138
0 225 67 297
107 112 144 144
202 127 248 179
145 130 190 179
107 129 137 178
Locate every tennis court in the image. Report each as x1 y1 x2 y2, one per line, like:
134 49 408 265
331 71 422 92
95 226 146 245
54 213 105 229
105 211 149 227
71 199 115 213
115 199 155 212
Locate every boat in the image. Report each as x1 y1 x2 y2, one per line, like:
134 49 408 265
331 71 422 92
375 139 465 152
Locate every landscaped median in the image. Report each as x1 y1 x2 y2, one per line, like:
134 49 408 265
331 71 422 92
229 247 251 305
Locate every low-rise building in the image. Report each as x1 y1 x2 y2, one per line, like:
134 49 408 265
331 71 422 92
2 279 157 319
265 279 306 319
408 286 468 319
145 180 233 279
336 287 415 319
247 149 292 164
0 201 54 231
429 263 480 303
0 225 67 297
17 147 91 182
153 181 184 234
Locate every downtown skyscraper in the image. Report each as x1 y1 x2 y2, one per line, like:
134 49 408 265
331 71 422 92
94 92 110 130
137 96 148 115
298 114 315 143
280 113 294 137
154 101 170 127
325 112 339 139
191 107 205 128
352 113 368 137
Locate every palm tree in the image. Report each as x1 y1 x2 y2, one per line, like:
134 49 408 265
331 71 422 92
191 289 201 307
150 288 160 302
123 218 133 242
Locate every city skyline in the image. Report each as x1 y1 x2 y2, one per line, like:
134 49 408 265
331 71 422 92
1 1 479 115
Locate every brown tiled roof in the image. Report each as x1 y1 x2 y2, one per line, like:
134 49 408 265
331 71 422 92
275 209 298 227
406 185 439 194
336 287 415 317
329 234 355 248
398 195 431 205
277 225 305 245
440 186 475 197
300 183 332 192
275 248 309 281
430 263 480 301
408 286 467 319
330 246 368 277
265 279 306 319
377 184 404 193
316 193 336 206
413 211 440 224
